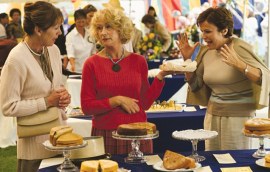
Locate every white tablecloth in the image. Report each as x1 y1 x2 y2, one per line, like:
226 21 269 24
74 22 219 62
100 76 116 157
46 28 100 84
66 78 82 107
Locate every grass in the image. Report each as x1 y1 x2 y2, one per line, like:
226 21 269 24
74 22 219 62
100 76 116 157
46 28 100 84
0 146 17 172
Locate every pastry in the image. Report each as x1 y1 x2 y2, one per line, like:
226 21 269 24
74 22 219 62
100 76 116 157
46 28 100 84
80 160 118 172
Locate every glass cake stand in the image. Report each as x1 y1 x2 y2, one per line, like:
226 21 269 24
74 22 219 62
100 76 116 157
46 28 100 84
43 140 88 172
172 129 218 162
112 131 159 164
242 130 270 158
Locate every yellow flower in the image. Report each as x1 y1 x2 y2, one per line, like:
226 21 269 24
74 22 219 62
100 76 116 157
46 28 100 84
148 42 153 48
148 33 155 39
142 45 147 51
143 35 148 42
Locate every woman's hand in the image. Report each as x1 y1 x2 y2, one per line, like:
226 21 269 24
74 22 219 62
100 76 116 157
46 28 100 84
220 43 245 69
110 96 139 114
56 88 71 109
176 33 200 60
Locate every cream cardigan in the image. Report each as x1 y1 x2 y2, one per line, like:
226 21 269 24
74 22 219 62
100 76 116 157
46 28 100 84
0 42 66 160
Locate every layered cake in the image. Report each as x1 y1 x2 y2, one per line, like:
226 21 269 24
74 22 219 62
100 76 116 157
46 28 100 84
265 154 270 163
80 160 118 172
117 122 156 136
244 118 270 135
50 125 83 146
163 150 195 170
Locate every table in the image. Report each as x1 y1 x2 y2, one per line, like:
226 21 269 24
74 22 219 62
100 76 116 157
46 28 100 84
148 106 206 153
66 75 186 107
39 149 270 172
72 106 206 154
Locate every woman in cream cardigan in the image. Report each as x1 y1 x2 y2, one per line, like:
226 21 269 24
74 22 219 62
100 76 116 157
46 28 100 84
0 2 70 172
177 7 270 151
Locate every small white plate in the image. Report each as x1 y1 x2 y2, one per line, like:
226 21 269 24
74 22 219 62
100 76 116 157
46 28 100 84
153 161 201 172
255 158 270 168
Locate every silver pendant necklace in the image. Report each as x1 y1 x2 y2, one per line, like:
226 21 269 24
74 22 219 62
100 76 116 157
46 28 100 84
106 47 125 72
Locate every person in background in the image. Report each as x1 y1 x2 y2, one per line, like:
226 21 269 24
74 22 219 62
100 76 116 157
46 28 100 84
148 6 158 20
6 8 24 41
83 4 97 29
81 8 173 154
177 7 270 151
66 9 95 73
0 13 9 39
0 2 71 171
141 14 172 53
131 24 142 53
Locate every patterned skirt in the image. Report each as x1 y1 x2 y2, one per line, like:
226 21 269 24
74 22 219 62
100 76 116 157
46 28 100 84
92 127 153 155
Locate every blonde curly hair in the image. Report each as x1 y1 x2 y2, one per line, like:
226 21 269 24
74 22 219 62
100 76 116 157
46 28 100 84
90 8 134 44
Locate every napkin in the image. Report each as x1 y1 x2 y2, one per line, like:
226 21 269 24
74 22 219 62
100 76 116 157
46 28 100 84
213 153 236 164
184 106 197 112
145 155 162 165
221 167 253 172
195 166 213 172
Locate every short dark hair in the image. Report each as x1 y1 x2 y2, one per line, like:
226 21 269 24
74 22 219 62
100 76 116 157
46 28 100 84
197 7 233 38
141 14 156 24
9 8 21 17
0 13 8 19
74 9 86 21
83 4 97 14
23 1 62 35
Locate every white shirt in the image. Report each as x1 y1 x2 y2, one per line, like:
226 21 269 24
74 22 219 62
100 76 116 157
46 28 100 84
65 28 96 73
0 23 7 39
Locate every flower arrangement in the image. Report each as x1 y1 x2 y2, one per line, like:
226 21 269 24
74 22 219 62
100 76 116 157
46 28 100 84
137 33 162 60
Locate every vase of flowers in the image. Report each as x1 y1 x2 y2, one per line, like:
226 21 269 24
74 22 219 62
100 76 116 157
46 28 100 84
137 33 162 61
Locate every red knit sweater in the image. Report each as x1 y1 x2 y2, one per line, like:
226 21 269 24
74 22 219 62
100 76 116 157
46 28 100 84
81 53 165 130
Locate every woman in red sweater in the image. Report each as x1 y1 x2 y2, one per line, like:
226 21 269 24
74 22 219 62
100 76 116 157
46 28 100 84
81 8 172 154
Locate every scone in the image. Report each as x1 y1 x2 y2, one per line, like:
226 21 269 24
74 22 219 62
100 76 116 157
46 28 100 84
80 160 99 172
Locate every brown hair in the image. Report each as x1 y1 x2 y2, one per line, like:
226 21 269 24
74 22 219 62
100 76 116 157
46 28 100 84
23 1 62 35
91 8 133 44
197 7 233 38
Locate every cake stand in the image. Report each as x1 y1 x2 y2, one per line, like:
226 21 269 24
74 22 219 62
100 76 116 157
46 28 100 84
172 129 218 162
242 131 270 158
112 131 159 164
43 140 88 172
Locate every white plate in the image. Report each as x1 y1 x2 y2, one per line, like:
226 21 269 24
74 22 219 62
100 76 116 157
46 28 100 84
43 140 87 151
153 161 201 172
172 129 218 141
255 158 270 168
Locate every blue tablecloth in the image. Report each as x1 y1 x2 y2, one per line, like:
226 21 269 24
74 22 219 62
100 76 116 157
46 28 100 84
71 106 206 154
148 106 206 153
149 74 185 101
39 149 270 172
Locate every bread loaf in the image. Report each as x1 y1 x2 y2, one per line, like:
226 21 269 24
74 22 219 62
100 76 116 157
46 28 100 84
80 160 118 172
50 126 73 146
117 122 156 136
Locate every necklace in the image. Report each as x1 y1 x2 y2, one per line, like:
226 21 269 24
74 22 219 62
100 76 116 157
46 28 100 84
106 48 125 72
24 41 44 57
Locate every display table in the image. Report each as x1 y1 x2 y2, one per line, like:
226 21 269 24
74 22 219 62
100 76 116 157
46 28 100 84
66 75 186 107
39 149 270 172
